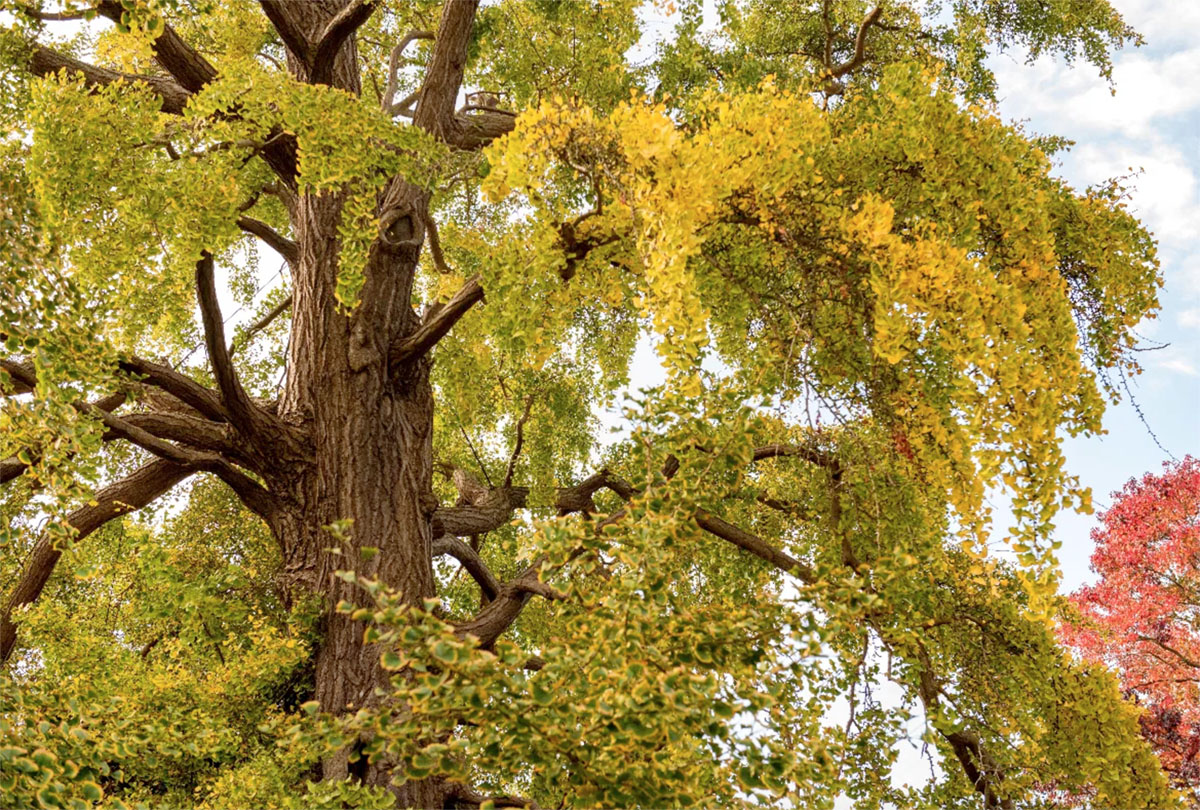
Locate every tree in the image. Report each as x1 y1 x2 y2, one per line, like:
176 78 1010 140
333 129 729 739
1064 457 1200 798
0 0 1177 807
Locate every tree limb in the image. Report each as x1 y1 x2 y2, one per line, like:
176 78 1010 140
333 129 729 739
237 216 299 266
503 395 535 488
406 0 516 150
259 0 311 63
382 30 434 111
433 535 501 602
118 356 228 423
28 47 192 114
96 0 216 92
0 458 193 663
195 252 271 436
310 0 378 86
389 275 484 368
694 510 816 583
827 6 883 81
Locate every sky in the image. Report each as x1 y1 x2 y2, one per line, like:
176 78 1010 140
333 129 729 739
984 0 1200 589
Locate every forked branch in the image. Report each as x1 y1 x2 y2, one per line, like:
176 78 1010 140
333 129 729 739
310 0 379 86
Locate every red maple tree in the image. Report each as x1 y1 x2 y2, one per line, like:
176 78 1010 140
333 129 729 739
1064 456 1200 791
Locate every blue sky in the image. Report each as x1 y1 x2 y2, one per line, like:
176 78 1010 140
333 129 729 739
985 0 1200 589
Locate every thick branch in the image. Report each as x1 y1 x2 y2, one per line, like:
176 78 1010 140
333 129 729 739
389 275 484 367
237 216 298 266
1 458 193 663
310 0 378 86
828 6 883 80
433 535 501 601
413 0 478 138
96 0 216 92
409 0 517 149
119 411 234 456
259 0 312 63
118 356 228 422
28 47 191 114
454 565 545 648
195 252 268 435
432 485 528 538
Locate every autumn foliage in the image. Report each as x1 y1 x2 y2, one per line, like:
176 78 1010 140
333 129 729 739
1065 457 1200 793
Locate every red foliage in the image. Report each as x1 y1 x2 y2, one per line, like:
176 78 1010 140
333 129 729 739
1063 456 1200 791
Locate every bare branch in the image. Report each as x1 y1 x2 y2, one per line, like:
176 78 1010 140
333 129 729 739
382 30 434 111
423 212 452 274
503 395 535 488
827 6 883 81
389 89 421 118
433 535 501 601
694 511 815 583
1 458 193 663
432 485 528 538
195 252 269 434
389 275 484 367
234 294 292 353
311 0 379 86
118 356 228 423
119 411 234 456
236 216 299 266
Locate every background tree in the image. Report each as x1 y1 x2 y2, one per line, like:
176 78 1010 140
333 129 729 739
1064 457 1200 799
0 0 1177 807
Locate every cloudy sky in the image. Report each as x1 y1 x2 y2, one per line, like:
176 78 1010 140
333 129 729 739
985 0 1200 589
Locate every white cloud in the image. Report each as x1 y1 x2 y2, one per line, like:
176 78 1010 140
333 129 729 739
1111 0 1200 49
1055 141 1200 250
1180 308 1200 329
1158 356 1199 377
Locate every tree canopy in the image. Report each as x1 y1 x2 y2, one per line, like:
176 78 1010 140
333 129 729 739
0 0 1178 807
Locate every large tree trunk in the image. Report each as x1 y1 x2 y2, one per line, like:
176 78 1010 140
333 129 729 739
271 188 445 802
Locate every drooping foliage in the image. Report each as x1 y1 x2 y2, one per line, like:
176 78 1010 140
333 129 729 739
1064 457 1200 799
0 0 1179 807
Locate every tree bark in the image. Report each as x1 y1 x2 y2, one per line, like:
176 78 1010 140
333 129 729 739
266 178 442 799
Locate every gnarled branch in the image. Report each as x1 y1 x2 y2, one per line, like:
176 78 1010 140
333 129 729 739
382 30 434 111
433 535 501 602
